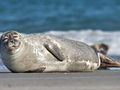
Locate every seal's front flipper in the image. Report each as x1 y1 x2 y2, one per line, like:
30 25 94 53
44 42 65 61
99 53 120 69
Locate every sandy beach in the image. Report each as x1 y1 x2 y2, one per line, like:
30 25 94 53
0 70 120 90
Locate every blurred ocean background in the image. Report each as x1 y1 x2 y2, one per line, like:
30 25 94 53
0 0 120 70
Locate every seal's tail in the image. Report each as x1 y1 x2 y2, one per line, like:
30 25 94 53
90 43 120 69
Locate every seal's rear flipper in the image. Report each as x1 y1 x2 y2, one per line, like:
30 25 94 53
99 53 120 69
44 42 65 61
91 43 109 55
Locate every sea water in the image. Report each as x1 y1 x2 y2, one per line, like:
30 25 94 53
0 0 120 70
0 0 120 32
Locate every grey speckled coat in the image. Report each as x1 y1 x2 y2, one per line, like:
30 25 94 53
0 31 100 72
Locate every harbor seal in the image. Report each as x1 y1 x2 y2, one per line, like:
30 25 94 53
0 31 120 72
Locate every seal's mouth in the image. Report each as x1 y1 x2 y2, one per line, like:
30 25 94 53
1 31 21 52
5 40 20 51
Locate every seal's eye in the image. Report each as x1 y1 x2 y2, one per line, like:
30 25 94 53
2 36 8 42
13 35 19 40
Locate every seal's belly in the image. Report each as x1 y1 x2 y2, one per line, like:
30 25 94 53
67 60 99 72
43 60 100 72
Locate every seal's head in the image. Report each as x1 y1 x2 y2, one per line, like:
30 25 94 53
0 31 22 54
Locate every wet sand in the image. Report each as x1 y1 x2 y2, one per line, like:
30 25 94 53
0 70 120 90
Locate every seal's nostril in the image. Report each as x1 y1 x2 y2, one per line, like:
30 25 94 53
10 40 14 43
